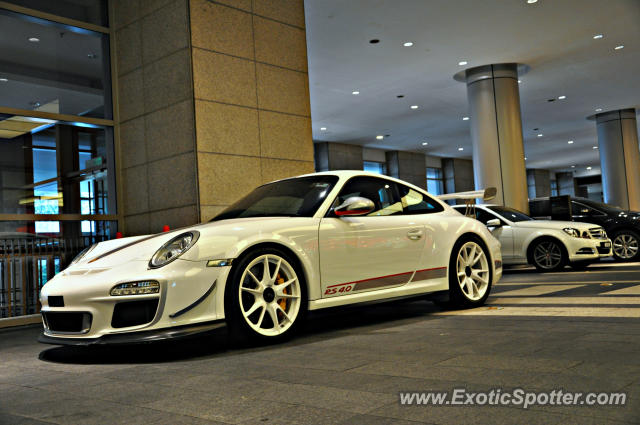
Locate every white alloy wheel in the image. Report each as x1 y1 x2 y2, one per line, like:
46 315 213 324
238 254 302 337
613 233 639 260
456 241 490 301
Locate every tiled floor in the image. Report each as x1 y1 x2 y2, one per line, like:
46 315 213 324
1 263 639 424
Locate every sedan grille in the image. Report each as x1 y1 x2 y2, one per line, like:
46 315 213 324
589 228 607 239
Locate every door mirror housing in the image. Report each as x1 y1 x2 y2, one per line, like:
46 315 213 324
486 218 502 227
334 196 375 216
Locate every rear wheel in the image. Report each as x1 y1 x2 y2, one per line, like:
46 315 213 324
225 248 306 343
530 239 566 272
612 230 640 262
448 237 492 308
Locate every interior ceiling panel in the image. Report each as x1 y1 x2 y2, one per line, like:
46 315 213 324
304 0 640 174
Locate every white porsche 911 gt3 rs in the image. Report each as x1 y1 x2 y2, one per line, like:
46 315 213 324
39 171 502 345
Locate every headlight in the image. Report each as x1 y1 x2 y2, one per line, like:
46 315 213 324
71 244 96 265
111 281 159 296
563 228 580 238
149 231 199 268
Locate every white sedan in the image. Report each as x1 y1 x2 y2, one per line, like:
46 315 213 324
452 204 612 272
39 171 502 344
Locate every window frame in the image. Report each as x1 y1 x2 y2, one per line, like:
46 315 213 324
327 175 445 217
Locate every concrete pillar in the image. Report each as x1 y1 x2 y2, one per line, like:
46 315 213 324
556 172 577 197
386 151 426 189
112 0 315 232
442 158 475 198
527 169 551 199
594 109 640 210
314 142 363 171
460 63 529 212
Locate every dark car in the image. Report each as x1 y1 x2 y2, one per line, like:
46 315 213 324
529 196 640 262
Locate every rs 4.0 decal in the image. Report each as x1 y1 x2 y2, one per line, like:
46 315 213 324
324 285 354 296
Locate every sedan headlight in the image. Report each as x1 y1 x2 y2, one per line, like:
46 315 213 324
149 231 199 268
563 228 581 238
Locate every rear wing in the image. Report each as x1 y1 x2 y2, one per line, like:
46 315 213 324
437 187 497 218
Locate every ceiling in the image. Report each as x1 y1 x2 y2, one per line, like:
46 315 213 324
304 0 640 175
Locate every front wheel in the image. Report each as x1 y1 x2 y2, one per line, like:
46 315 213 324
225 248 306 343
448 237 492 308
612 230 640 262
530 239 566 272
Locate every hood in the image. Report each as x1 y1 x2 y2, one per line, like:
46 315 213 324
514 220 599 231
67 216 317 269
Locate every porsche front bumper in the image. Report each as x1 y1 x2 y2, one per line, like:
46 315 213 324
38 258 231 345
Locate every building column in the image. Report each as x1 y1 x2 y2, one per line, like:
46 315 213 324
442 158 475 196
526 169 551 199
314 142 363 171
386 151 426 189
594 109 640 210
459 63 529 212
112 0 315 233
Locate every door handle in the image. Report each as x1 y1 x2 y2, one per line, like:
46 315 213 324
407 229 424 240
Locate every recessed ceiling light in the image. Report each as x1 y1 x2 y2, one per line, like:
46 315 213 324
558 95 566 100
595 108 602 112
28 37 40 42
518 79 522 83
571 165 576 168
352 91 360 95
527 0 538 3
376 135 384 140
0 78 7 82
87 53 98 59
593 34 604 39
462 116 469 121
403 42 413 47
587 166 592 170
458 147 464 151
525 157 528 160
537 134 543 137
568 140 574 144
422 142 428 146
320 127 327 131
458 61 468 66
410 105 419 109
614 45 624 50
396 95 404 98
593 146 598 149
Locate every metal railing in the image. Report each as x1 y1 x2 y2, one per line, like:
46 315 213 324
0 236 107 318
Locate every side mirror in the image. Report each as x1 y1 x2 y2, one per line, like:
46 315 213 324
334 196 375 217
486 218 502 227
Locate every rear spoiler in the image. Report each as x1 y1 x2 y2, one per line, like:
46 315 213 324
437 187 497 218
437 187 497 202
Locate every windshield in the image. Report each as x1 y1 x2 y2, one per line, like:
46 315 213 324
211 176 339 221
487 206 533 222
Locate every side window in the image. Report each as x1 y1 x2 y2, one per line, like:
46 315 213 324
334 177 403 216
475 209 499 225
397 183 444 214
572 202 603 217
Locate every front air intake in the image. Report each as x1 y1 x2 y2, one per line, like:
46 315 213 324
111 299 159 328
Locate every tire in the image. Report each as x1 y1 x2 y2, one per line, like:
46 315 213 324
611 230 640 262
530 238 566 272
570 260 592 271
224 247 307 343
447 236 492 309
